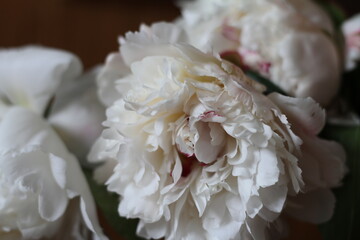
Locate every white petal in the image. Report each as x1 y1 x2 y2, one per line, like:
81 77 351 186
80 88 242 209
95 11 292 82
97 53 130 106
66 155 108 240
269 93 325 135
225 194 246 222
194 121 223 164
209 122 226 146
276 33 340 106
0 107 68 155
203 193 243 239
0 46 82 114
120 22 188 66
258 185 287 213
256 148 280 188
49 67 106 161
137 218 168 240
0 149 69 222
246 196 263 218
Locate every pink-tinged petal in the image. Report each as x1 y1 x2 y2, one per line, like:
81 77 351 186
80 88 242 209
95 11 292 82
221 23 241 43
342 14 360 71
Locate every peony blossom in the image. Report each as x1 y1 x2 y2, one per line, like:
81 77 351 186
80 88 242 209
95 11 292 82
49 67 106 161
178 0 341 106
0 107 107 240
90 23 346 240
0 46 107 239
342 13 360 71
0 45 105 161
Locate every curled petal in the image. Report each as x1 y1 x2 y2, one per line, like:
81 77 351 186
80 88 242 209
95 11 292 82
0 46 82 114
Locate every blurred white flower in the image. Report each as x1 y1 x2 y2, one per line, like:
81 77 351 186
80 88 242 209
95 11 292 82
178 0 341 106
49 67 106 161
343 13 360 71
90 23 346 240
0 107 107 240
0 46 107 239
0 46 106 161
0 46 82 114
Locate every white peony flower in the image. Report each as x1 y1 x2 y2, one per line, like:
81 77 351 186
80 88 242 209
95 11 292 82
342 13 360 71
0 107 107 240
0 46 106 161
90 23 346 240
0 46 107 239
178 0 341 106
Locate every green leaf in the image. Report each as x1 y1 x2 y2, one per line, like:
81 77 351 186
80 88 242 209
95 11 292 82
314 0 346 69
320 125 360 240
43 96 55 119
221 52 287 96
246 71 288 96
314 0 346 29
83 168 143 240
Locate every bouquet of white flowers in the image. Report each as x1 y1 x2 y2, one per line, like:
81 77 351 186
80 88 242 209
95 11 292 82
0 0 359 240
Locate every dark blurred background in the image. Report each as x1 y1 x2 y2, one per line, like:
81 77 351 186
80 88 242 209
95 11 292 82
0 0 359 68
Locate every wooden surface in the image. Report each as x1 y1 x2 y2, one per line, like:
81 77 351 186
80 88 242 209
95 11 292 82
0 0 179 68
0 0 358 69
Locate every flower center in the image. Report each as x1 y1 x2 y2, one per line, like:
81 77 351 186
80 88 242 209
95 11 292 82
173 113 226 178
175 117 195 157
178 153 198 177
